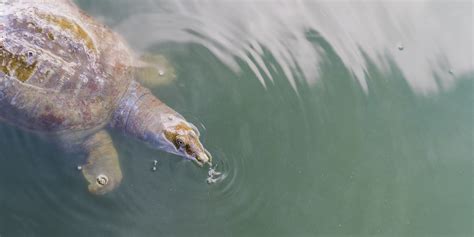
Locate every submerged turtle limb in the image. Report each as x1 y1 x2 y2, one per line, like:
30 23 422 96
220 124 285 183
81 130 122 195
134 53 176 89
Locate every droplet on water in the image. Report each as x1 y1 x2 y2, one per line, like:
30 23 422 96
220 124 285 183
206 165 223 184
96 174 108 186
397 43 404 51
151 160 159 172
206 177 216 184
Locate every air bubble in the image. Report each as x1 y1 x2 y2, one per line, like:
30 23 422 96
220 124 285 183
151 160 159 172
397 43 404 51
96 174 109 186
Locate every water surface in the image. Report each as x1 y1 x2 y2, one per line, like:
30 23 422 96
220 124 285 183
0 0 472 236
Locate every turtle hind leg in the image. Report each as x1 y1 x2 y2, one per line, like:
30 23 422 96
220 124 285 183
81 130 122 195
134 53 176 89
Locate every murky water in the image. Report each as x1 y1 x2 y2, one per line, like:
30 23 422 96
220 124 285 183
0 0 472 236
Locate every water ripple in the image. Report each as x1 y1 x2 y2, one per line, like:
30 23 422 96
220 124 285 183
116 0 472 94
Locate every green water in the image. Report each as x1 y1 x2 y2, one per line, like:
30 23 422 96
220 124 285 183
0 1 473 237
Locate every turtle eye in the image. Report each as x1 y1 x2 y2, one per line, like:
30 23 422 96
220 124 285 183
176 138 185 147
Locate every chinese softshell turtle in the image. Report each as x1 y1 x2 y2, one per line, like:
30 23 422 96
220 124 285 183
0 0 211 194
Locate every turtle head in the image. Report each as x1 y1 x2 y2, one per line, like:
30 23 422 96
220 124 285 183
112 82 212 167
147 114 212 166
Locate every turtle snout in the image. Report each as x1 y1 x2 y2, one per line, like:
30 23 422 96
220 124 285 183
194 149 212 166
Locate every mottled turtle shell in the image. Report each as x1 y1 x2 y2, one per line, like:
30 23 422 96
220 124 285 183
0 0 134 134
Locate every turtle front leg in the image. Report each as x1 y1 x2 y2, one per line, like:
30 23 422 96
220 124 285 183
81 130 122 195
134 53 176 89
